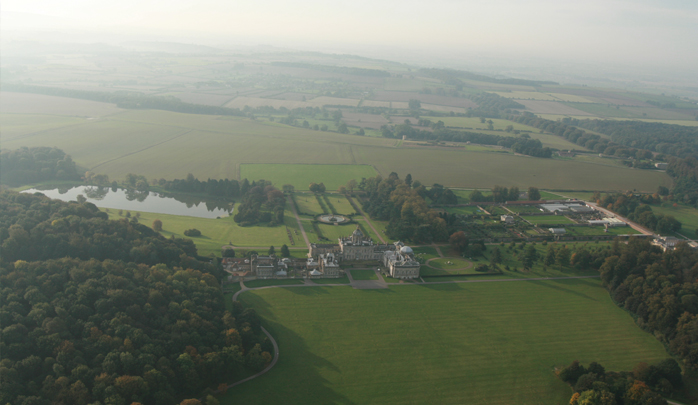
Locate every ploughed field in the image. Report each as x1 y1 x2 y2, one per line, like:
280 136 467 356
223 279 668 405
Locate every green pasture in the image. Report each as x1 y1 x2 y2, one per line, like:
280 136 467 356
651 203 698 239
240 164 377 191
523 215 574 225
349 269 378 280
226 279 669 404
102 208 296 256
539 191 565 200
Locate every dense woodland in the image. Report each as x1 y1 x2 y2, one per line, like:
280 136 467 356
597 239 698 371
0 147 81 187
569 119 698 160
0 192 271 405
559 359 681 405
270 62 391 77
359 173 449 243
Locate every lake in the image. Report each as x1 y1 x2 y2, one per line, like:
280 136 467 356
22 186 233 219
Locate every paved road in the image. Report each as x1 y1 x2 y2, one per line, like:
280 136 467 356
288 195 311 249
586 202 655 236
346 195 386 243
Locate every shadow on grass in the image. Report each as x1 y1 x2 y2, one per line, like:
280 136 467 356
217 316 355 405
528 279 598 301
415 282 464 292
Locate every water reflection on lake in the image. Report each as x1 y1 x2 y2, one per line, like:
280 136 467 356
22 186 233 219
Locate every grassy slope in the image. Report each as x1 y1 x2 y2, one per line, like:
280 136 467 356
223 280 669 405
102 209 297 256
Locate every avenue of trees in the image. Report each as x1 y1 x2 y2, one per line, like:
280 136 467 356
596 193 682 234
0 147 81 187
359 173 449 243
383 124 553 158
0 191 272 404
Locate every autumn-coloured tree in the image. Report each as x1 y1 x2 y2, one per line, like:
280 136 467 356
180 399 202 405
449 231 469 253
152 219 163 232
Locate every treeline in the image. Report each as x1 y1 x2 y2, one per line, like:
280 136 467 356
0 147 81 186
597 193 681 234
359 173 449 243
559 359 681 405
512 113 635 156
2 83 246 117
420 68 558 87
465 92 525 118
469 186 534 203
387 124 552 158
233 181 285 226
161 174 245 197
598 239 698 370
568 119 698 160
270 62 390 77
0 191 273 404
667 158 698 206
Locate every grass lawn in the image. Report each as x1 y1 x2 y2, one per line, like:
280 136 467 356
325 193 357 215
565 226 640 236
294 193 326 216
427 257 473 270
441 206 485 215
243 279 305 288
311 276 351 284
102 209 294 256
240 163 377 191
225 279 669 404
350 270 378 280
651 203 698 239
523 215 574 225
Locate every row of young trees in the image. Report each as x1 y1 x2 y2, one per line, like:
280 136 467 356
0 147 81 187
381 124 553 158
0 191 272 404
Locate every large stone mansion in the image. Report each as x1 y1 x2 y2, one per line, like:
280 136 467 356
309 227 420 279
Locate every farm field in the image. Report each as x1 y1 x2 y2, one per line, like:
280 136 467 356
240 164 377 191
102 208 297 256
0 92 124 117
1 93 673 192
1 113 87 139
225 279 669 404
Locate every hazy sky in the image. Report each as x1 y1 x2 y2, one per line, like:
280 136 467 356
3 0 697 72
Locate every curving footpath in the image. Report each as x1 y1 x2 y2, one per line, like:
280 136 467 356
224 275 600 391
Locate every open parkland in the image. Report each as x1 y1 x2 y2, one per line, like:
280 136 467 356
4 88 698 404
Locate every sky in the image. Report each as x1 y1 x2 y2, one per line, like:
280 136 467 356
2 0 697 73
